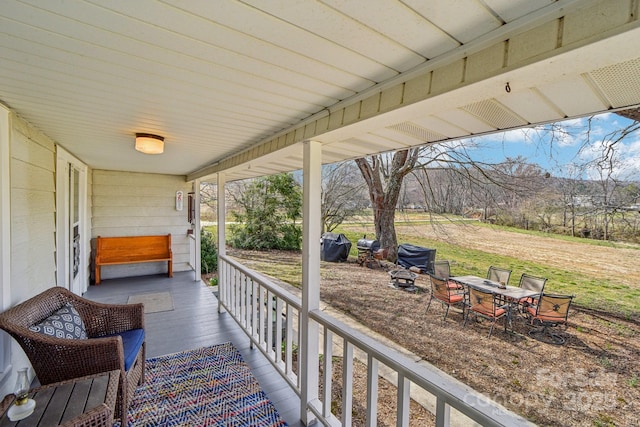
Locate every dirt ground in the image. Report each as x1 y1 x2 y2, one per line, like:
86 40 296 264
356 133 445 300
226 224 640 427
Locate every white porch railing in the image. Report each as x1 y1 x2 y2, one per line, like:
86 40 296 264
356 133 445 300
219 254 301 391
218 254 534 427
188 233 196 271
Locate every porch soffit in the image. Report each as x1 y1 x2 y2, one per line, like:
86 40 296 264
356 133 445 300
0 1 639 182
189 1 640 182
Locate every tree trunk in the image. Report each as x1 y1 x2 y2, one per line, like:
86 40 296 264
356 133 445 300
356 149 419 262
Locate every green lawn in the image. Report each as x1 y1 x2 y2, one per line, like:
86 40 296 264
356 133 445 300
335 224 640 319
206 220 640 318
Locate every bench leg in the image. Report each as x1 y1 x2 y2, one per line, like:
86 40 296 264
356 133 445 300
95 266 101 285
168 260 173 278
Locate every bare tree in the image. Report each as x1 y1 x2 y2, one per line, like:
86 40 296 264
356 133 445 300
355 141 541 259
355 149 420 260
578 117 640 239
353 110 640 252
200 182 218 221
321 162 367 232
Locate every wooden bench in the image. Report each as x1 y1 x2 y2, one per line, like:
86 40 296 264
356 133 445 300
95 234 173 284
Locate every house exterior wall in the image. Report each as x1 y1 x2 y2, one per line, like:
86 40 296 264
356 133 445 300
9 115 57 304
0 111 57 394
91 170 192 281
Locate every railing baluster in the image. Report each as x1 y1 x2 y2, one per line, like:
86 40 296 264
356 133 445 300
259 284 266 348
226 262 232 314
435 396 450 427
366 355 379 427
233 268 239 317
267 290 274 357
285 303 294 379
275 297 284 364
245 277 251 329
396 373 410 427
251 280 259 340
226 260 230 308
241 274 245 320
322 327 333 420
297 307 302 390
221 260 227 307
342 340 353 427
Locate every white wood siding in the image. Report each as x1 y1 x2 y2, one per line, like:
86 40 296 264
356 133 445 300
0 112 57 396
10 115 56 304
92 170 191 281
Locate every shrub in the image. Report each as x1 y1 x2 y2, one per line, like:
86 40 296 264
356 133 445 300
229 173 302 250
201 228 218 274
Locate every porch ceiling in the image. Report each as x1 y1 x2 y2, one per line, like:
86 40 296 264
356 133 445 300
1 1 640 182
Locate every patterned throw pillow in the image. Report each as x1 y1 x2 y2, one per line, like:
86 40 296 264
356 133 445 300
29 303 88 339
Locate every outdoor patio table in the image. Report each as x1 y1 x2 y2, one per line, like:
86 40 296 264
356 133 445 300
450 275 541 330
0 370 119 427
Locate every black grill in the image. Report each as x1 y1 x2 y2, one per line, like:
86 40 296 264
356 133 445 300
356 238 380 252
356 237 382 268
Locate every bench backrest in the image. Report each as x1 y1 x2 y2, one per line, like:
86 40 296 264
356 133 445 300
97 234 172 262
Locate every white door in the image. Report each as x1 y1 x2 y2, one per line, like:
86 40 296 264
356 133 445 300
56 148 87 294
69 166 81 292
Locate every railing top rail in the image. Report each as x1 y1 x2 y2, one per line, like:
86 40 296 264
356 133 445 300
220 254 302 308
310 309 536 427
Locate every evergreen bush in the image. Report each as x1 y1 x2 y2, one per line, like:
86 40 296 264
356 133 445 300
201 228 218 273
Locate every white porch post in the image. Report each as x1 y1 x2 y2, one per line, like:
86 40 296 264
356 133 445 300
0 104 12 374
300 140 321 424
0 105 11 307
194 178 202 281
217 172 226 314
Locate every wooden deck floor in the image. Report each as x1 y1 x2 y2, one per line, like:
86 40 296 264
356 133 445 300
82 271 303 427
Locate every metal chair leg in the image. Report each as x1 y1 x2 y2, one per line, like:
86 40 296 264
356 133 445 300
443 305 450 320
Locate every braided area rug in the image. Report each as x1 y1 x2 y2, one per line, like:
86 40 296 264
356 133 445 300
116 343 288 426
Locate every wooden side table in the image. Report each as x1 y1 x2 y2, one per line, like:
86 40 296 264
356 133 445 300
0 370 119 427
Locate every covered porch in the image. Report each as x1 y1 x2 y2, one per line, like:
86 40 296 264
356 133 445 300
82 271 304 427
2 1 640 425
81 259 533 426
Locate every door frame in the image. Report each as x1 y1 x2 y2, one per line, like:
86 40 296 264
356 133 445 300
56 147 88 295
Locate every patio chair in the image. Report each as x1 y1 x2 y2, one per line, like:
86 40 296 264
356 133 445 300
426 273 465 320
0 287 145 421
487 266 512 285
433 260 462 289
516 273 548 310
433 260 450 279
464 287 508 338
526 293 574 345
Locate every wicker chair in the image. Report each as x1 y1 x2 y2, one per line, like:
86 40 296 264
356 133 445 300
0 287 145 421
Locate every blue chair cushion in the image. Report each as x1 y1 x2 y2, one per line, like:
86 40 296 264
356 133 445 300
102 328 145 371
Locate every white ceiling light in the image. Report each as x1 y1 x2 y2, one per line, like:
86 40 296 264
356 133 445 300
135 133 164 154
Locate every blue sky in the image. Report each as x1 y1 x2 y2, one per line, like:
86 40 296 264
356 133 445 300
461 112 640 180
